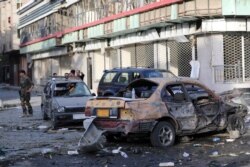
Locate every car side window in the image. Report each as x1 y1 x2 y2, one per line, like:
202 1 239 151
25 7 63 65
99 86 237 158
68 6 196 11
184 84 210 102
117 73 129 84
132 72 141 81
103 72 117 83
162 84 187 102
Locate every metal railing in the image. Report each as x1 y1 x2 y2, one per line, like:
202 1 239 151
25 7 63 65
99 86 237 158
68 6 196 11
213 64 242 83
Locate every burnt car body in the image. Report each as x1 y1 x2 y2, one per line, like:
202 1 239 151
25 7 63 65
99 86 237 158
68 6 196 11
41 77 94 128
85 78 247 147
97 67 176 96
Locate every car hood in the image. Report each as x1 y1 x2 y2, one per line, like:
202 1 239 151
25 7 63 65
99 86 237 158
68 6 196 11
54 96 90 108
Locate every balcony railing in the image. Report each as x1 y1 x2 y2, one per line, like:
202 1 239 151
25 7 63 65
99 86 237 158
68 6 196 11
213 64 242 83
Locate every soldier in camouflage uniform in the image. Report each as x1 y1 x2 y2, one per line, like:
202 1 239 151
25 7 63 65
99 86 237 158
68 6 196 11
19 70 34 117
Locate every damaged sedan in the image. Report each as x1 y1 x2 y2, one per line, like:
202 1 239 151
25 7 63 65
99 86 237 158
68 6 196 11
82 78 247 148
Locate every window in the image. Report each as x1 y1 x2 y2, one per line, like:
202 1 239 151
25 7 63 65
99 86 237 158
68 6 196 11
132 72 140 81
184 84 209 102
143 70 163 78
54 82 91 97
162 84 186 102
102 72 117 83
117 73 129 84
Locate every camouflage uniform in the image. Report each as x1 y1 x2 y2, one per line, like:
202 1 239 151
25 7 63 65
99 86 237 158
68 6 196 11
19 75 34 115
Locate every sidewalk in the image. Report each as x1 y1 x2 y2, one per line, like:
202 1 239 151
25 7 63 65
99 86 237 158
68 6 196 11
0 84 41 109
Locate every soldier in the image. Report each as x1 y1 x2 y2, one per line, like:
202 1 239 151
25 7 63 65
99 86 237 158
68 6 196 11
19 70 34 117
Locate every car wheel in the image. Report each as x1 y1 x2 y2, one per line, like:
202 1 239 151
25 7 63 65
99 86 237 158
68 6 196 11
227 114 246 135
41 106 49 120
150 121 175 147
51 112 58 130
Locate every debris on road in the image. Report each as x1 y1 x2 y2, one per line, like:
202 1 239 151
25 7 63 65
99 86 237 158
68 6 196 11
41 148 54 155
226 139 235 142
193 144 202 147
120 151 128 158
210 151 219 157
37 125 49 130
78 117 106 153
111 147 128 158
159 162 175 167
67 150 79 155
212 137 221 142
57 128 69 133
183 152 190 158
229 130 240 139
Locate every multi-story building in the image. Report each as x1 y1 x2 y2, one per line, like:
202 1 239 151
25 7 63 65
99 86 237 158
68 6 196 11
18 0 250 93
0 0 29 85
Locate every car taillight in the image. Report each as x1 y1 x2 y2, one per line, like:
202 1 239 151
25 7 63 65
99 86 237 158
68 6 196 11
85 107 91 116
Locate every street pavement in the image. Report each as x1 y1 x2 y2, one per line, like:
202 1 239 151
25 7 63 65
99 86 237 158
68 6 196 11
0 84 41 109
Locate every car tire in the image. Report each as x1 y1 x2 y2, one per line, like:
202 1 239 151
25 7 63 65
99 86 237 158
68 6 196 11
150 121 175 147
51 112 58 130
227 114 246 135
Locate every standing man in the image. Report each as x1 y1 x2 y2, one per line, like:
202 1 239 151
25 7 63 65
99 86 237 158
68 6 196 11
19 70 34 117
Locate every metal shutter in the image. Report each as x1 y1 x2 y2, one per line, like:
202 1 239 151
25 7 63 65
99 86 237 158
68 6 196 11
223 34 242 82
168 41 192 77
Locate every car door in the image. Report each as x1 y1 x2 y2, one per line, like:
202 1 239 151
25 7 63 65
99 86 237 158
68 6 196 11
184 83 220 129
162 83 198 131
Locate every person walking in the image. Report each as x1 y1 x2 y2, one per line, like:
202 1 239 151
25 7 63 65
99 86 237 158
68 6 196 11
19 70 34 117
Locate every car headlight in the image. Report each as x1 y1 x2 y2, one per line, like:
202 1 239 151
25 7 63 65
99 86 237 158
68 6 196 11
57 106 65 113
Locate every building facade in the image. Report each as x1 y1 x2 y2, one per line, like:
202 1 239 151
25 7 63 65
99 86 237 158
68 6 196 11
18 0 250 93
0 0 29 85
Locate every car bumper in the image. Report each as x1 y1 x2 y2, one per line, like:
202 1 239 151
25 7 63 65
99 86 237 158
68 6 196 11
54 112 87 123
94 119 155 134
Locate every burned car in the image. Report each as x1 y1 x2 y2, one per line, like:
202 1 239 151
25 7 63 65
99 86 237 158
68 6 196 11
83 78 247 147
41 77 94 129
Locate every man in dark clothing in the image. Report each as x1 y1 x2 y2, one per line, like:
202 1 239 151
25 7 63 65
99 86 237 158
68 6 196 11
19 70 34 117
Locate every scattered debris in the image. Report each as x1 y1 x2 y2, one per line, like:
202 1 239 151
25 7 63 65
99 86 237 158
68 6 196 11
41 148 54 155
112 147 122 154
229 130 240 139
67 150 79 155
210 151 219 157
193 144 202 147
226 139 235 143
183 152 190 158
78 117 106 153
245 152 250 155
229 153 238 157
212 137 221 142
159 162 175 167
38 125 49 130
120 151 128 158
111 147 128 158
0 156 5 160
